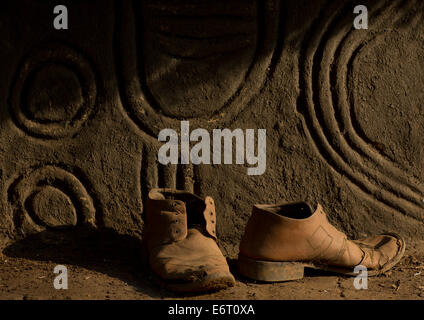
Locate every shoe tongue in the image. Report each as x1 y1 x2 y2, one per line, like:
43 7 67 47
162 192 206 226
185 198 207 227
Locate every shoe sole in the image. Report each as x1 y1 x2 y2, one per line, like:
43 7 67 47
238 233 406 282
237 255 307 282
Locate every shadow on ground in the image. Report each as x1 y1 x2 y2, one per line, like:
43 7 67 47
1 227 182 298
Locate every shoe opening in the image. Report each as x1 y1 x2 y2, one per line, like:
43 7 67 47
269 202 315 219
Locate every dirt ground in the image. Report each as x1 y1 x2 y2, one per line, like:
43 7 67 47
0 0 423 303
0 229 423 300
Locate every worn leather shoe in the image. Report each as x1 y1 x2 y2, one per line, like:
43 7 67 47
238 202 406 282
142 188 235 292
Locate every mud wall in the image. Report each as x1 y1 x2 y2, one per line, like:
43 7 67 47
0 0 423 254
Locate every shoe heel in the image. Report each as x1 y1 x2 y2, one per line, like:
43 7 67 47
237 254 305 282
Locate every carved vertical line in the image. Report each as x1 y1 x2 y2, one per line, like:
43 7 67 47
177 164 194 193
141 143 158 205
159 164 177 189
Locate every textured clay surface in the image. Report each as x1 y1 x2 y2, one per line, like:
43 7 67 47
0 0 423 299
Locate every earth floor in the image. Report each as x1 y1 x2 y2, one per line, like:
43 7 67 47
0 230 423 300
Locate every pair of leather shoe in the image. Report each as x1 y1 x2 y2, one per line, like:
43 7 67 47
143 189 405 292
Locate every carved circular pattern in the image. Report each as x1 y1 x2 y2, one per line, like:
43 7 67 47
299 0 424 221
9 166 96 231
117 0 282 136
9 44 97 139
